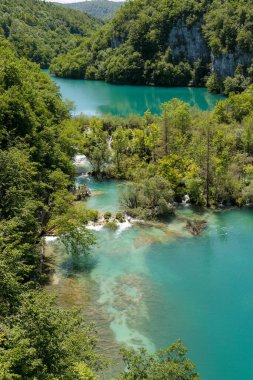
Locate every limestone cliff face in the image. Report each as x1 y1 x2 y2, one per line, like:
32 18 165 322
167 20 253 78
167 20 210 63
110 19 253 79
212 51 253 77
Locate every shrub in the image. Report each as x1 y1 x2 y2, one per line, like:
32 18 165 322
105 221 118 230
115 212 125 223
104 211 112 220
86 209 99 222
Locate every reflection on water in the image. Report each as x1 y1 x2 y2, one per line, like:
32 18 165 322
46 73 224 117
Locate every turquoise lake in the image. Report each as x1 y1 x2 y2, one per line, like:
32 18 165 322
48 74 224 116
62 176 253 380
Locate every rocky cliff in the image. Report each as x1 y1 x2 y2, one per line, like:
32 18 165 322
50 0 253 91
166 20 252 79
168 21 210 64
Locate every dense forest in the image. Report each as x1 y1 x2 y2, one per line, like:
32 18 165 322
75 85 253 217
50 0 253 94
0 0 101 67
0 38 201 379
59 0 124 20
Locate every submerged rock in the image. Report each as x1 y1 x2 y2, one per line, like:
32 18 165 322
72 184 91 200
185 219 207 236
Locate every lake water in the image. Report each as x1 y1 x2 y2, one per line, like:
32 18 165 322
48 73 224 116
51 176 253 380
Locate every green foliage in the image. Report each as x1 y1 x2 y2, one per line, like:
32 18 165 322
0 0 101 67
115 212 125 223
203 0 253 55
50 0 253 93
104 211 112 220
0 39 95 309
83 118 110 177
0 291 104 379
49 204 96 257
206 73 223 94
0 148 36 218
86 209 99 222
105 221 118 230
118 340 199 380
62 0 124 20
121 175 174 219
0 26 203 380
0 260 22 318
51 0 209 83
223 70 251 95
80 87 253 208
214 85 253 123
73 363 97 380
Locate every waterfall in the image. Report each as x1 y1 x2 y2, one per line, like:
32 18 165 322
74 154 92 175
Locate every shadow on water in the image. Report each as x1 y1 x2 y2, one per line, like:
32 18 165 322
60 254 98 277
41 254 56 285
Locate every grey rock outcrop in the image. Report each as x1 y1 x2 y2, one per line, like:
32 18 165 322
212 51 253 77
168 20 210 63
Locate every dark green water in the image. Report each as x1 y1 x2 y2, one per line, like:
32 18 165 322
48 74 224 116
75 177 253 380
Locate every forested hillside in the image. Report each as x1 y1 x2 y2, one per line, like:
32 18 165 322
0 0 101 67
60 0 124 20
50 0 253 93
0 38 101 378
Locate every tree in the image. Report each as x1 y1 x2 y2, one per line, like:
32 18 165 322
51 0 253 92
112 127 130 174
160 100 191 157
0 291 104 380
0 0 101 68
117 340 200 380
0 147 36 219
121 175 174 219
206 73 223 94
83 118 110 176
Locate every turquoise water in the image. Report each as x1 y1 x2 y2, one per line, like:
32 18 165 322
76 175 123 212
76 178 253 380
47 73 224 116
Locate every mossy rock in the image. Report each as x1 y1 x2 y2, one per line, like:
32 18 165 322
104 211 112 221
115 212 125 223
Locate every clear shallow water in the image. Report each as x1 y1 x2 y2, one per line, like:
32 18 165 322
76 175 123 213
46 72 224 116
70 178 253 380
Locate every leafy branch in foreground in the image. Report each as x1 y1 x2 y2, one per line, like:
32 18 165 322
0 291 105 380
47 198 96 256
117 340 199 380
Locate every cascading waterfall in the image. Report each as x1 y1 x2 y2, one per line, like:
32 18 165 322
74 154 92 175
